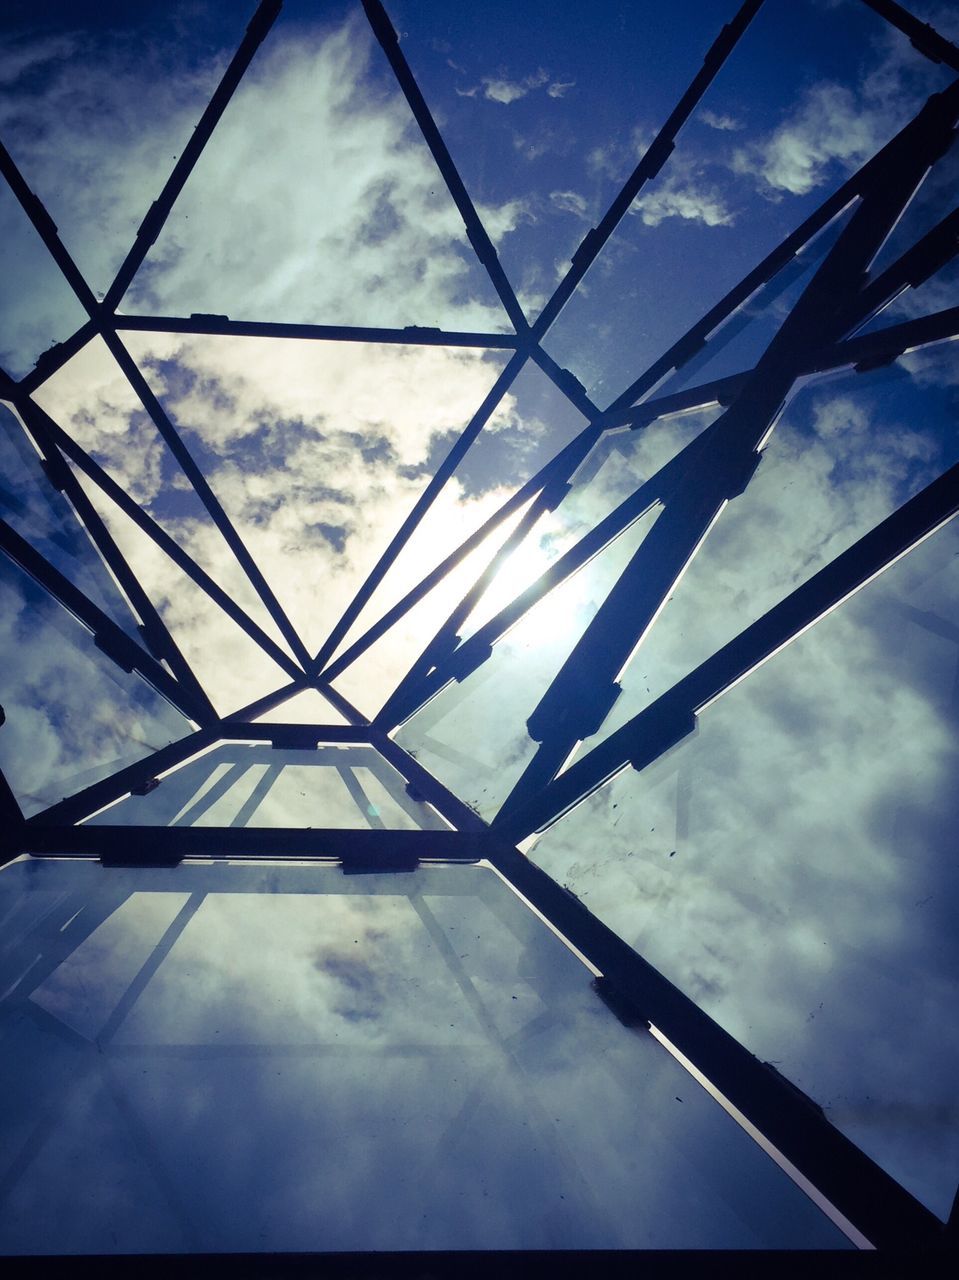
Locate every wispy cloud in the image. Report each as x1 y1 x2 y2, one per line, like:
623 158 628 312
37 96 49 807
631 174 734 228
698 108 741 132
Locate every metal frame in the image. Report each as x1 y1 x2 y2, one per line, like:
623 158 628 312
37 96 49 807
1 0 958 1254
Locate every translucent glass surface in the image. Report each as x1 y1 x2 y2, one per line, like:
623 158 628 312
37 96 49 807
572 349 959 758
531 515 959 1219
85 742 447 831
541 0 954 403
0 404 142 643
0 556 189 817
0 857 850 1253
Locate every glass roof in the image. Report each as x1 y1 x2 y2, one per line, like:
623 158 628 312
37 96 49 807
1 0 958 1257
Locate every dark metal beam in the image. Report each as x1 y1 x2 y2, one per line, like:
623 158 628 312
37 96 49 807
362 0 529 335
484 841 945 1250
0 766 26 866
101 0 284 312
114 315 519 349
23 824 489 865
216 721 373 744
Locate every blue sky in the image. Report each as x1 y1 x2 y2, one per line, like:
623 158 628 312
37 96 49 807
1 0 958 1244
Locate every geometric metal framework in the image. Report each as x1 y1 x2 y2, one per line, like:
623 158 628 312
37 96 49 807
1 0 957 1256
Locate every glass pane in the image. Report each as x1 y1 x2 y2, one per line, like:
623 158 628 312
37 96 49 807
396 503 661 819
572 348 959 759
30 335 296 661
128 7 510 331
0 857 851 1252
121 330 511 655
85 741 446 831
541 0 954 404
0 5 242 297
0 404 143 643
0 554 190 817
530 514 959 1219
0 180 88 380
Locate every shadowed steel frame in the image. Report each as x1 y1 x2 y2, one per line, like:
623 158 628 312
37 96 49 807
1 0 958 1254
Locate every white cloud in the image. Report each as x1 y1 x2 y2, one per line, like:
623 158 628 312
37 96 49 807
550 189 590 220
698 108 741 132
547 81 575 99
630 176 734 228
732 83 886 197
479 69 549 105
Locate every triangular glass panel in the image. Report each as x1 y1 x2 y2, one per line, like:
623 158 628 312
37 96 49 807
68 463 294 717
0 403 143 644
541 0 954 404
395 503 662 819
252 688 349 725
0 179 87 380
0 6 239 297
0 551 190 818
121 330 512 656
86 741 446 831
322 355 589 672
530 513 959 1220
30 334 297 662
126 10 510 333
565 345 959 763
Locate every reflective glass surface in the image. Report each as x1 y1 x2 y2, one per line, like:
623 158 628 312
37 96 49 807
0 555 189 817
531 515 959 1219
0 857 850 1253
